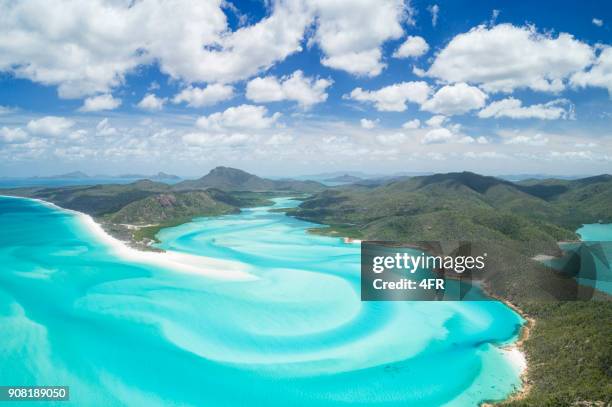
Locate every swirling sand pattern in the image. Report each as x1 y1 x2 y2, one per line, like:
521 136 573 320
0 197 523 406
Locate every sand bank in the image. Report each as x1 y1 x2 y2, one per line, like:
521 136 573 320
2 195 255 281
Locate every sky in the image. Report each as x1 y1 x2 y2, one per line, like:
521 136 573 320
0 0 611 177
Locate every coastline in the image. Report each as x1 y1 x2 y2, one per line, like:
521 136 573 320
1 195 255 282
483 288 535 405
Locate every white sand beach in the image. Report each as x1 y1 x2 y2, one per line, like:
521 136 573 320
78 212 256 281
2 195 255 281
503 345 527 374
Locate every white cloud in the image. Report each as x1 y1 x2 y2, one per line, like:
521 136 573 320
0 106 15 115
571 47 612 96
592 18 603 27
0 0 310 97
428 4 440 27
550 151 598 160
26 116 74 137
0 0 414 97
464 151 506 159
347 81 431 111
172 84 234 108
360 118 378 129
183 132 252 147
457 135 489 144
421 83 488 115
196 104 280 130
0 127 29 143
377 132 407 145
79 94 121 112
402 119 420 129
313 0 409 76
425 115 447 127
393 36 429 58
421 127 454 144
504 133 549 146
478 97 573 119
95 118 118 137
137 94 166 111
490 9 500 25
265 134 294 145
427 24 595 93
246 70 332 108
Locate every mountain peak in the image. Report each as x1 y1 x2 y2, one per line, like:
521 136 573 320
417 171 508 194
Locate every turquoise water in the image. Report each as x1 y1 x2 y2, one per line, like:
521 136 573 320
577 223 612 241
575 224 612 294
0 196 524 406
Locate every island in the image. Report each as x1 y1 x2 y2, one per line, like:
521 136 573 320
1 167 610 406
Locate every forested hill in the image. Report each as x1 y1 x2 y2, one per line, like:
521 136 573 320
290 171 612 243
173 166 325 192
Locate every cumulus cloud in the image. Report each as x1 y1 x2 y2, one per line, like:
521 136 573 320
393 36 429 58
0 0 414 99
571 47 612 96
421 83 488 115
313 0 409 76
0 0 312 97
457 135 489 144
421 127 454 144
26 116 74 137
137 94 166 111
427 24 595 93
79 94 121 112
425 115 447 127
592 18 603 27
246 70 332 108
0 127 29 143
402 119 420 129
196 104 280 130
478 97 573 119
360 118 378 129
347 81 431 111
172 84 234 108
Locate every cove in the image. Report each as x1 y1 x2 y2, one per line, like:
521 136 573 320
0 196 524 406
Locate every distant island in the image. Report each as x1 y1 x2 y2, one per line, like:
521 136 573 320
29 171 90 179
26 171 182 181
116 171 181 181
323 174 363 183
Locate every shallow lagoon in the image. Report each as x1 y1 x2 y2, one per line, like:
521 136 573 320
0 197 524 406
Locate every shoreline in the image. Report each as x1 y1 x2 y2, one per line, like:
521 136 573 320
1 195 255 282
483 288 535 405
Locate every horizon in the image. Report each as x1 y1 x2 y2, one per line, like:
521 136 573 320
1 0 611 176
3 165 611 181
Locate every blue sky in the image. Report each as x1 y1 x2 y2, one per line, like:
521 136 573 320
0 0 610 177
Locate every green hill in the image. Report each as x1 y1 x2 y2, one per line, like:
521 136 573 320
104 190 238 225
292 171 612 242
289 171 612 406
173 166 324 192
3 179 171 216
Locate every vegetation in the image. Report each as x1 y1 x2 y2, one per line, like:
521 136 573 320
290 171 612 406
173 166 325 192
